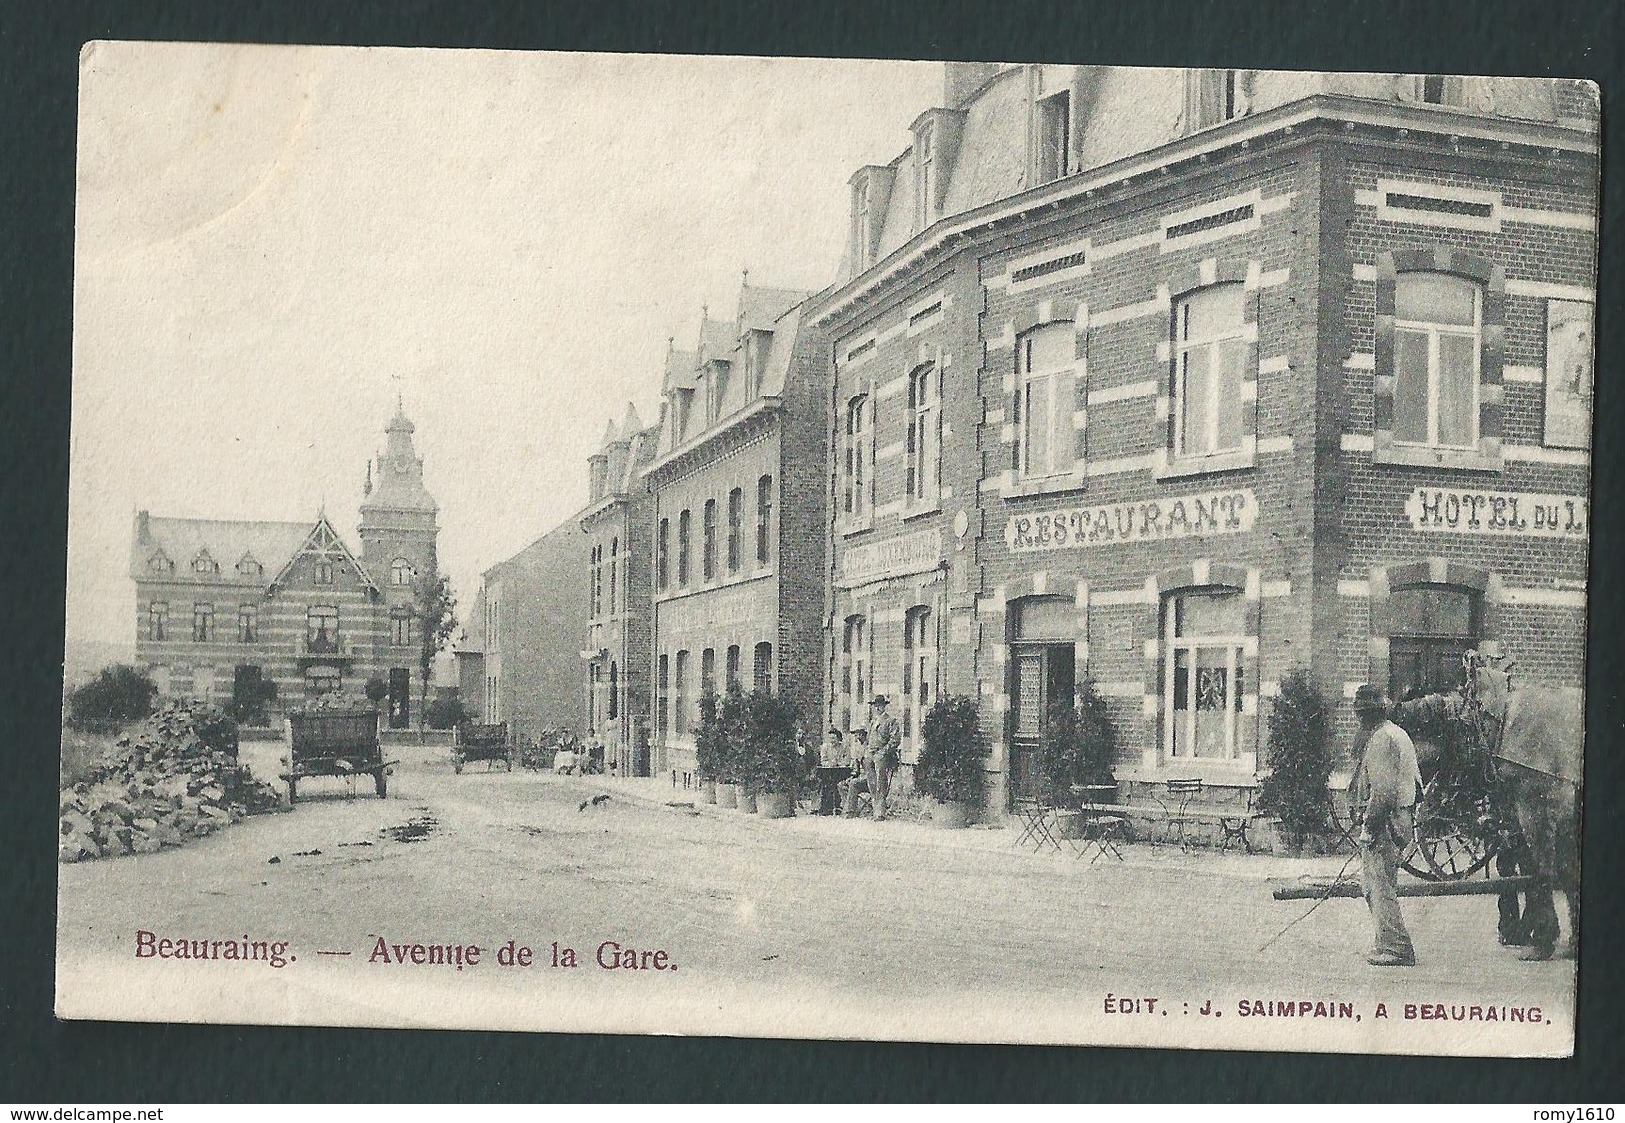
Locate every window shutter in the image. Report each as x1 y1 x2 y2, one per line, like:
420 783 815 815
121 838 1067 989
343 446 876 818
1235 70 1255 116
867 378 878 515
934 350 946 500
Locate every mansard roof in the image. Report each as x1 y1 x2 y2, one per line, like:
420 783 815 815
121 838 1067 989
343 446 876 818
131 514 311 586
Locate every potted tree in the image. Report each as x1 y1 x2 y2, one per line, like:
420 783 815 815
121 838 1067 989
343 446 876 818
695 692 726 806
718 685 754 812
744 690 802 819
915 696 987 828
1043 680 1120 839
1255 668 1335 855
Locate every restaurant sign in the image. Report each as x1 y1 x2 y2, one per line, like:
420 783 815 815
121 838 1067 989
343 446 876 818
1005 488 1256 553
838 528 943 588
1405 488 1587 539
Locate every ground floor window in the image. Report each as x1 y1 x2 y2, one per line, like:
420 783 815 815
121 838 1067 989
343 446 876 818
1163 590 1250 761
726 644 741 692
1388 584 1479 701
839 614 868 731
901 605 937 762
753 641 773 694
673 650 690 735
306 665 342 697
608 661 619 720
657 654 670 740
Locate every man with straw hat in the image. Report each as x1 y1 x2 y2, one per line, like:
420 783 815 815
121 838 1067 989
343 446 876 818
867 695 902 821
1350 683 1424 967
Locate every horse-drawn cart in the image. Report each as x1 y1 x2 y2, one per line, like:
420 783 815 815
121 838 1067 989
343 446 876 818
453 721 512 773
283 710 395 804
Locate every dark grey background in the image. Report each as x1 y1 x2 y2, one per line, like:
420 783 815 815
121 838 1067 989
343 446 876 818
3 0 1620 1102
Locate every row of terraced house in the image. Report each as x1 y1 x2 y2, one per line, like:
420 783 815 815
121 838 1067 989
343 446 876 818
460 62 1596 816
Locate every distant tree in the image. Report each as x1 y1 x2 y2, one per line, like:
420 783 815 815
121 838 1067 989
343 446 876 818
415 573 458 740
426 695 469 731
67 664 157 733
227 674 278 727
364 676 389 707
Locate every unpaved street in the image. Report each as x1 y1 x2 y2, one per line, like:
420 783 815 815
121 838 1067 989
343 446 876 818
57 744 1574 1054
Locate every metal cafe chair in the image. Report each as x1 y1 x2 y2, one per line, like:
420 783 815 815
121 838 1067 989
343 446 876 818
1155 777 1206 851
1071 782 1128 863
1012 760 1064 854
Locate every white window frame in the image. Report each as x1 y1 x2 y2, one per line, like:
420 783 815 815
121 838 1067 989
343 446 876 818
844 395 873 524
906 363 940 505
1393 273 1482 451
840 613 869 733
1173 285 1248 460
901 605 938 764
915 122 935 230
1036 90 1070 184
1162 593 1248 764
1016 324 1076 480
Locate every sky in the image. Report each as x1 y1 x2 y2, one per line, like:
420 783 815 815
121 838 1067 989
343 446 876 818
68 42 943 649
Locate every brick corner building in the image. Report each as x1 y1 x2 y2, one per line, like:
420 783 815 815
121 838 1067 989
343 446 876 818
807 65 1596 816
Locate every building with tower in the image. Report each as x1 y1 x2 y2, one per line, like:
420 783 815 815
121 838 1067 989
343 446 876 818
130 403 441 726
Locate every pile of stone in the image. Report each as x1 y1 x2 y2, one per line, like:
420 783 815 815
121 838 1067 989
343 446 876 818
59 701 284 863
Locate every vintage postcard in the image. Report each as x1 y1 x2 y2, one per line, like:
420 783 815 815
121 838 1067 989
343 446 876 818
59 42 1596 1056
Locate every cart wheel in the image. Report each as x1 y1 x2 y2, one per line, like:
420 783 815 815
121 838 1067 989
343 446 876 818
1400 775 1496 882
375 770 388 799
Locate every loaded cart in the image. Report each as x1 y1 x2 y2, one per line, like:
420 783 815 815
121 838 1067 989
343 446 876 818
283 710 396 804
454 721 512 773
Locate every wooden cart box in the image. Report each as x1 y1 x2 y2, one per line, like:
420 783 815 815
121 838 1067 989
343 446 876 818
283 710 394 803
453 721 512 772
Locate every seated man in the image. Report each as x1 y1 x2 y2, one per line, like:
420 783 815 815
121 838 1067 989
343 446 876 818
815 728 848 815
552 748 578 775
838 730 872 818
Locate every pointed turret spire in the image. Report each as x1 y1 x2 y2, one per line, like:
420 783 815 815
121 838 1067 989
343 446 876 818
600 418 620 448
621 401 644 436
361 403 436 514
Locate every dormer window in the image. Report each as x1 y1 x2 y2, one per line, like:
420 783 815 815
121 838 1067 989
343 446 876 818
236 556 262 579
1036 90 1070 185
191 551 219 575
316 559 336 586
1185 69 1250 133
1413 74 1464 106
148 552 174 574
708 363 730 424
914 121 936 230
853 178 872 272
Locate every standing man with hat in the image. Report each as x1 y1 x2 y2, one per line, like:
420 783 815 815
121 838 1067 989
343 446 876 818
868 695 902 821
1350 683 1424 967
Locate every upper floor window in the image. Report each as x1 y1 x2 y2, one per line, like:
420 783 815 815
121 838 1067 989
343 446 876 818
1016 323 1077 479
237 604 258 644
656 654 670 740
843 395 873 522
192 552 218 575
727 488 743 575
315 559 336 586
906 364 940 502
677 509 692 586
700 647 716 702
391 558 414 586
1186 69 1249 132
1173 284 1247 460
1036 90 1070 184
147 601 168 642
656 518 671 590
306 604 338 652
237 556 263 579
756 475 774 565
148 552 174 574
588 544 602 618
1394 272 1481 450
608 537 618 615
391 608 411 647
702 499 717 581
192 602 214 643
914 121 936 230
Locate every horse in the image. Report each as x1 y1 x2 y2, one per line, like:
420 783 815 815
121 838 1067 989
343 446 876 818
1393 653 1582 960
1469 654 1582 960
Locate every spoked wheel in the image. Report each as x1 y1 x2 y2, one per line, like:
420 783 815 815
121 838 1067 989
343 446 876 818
1400 773 1498 881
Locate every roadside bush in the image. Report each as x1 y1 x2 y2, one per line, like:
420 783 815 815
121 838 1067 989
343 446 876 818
717 684 750 785
915 695 987 807
1256 668 1335 848
227 674 278 726
1043 680 1119 797
426 696 468 730
67 664 157 734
